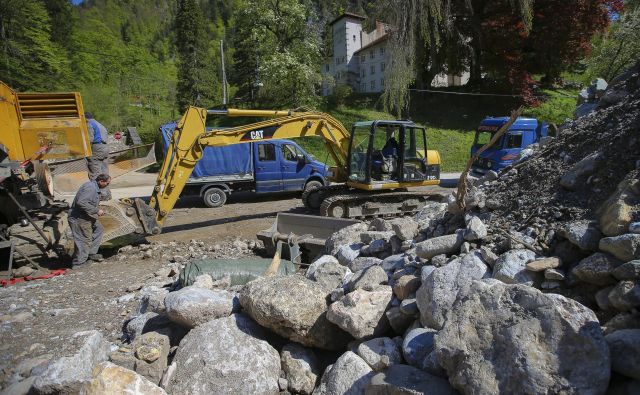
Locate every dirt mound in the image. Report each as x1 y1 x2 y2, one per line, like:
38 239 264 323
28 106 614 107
484 63 640 244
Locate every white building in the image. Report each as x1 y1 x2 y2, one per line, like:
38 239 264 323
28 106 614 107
321 13 469 95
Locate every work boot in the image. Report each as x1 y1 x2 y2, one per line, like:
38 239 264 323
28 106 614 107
72 260 88 268
88 254 104 262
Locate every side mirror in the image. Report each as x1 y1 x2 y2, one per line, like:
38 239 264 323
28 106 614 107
297 154 306 163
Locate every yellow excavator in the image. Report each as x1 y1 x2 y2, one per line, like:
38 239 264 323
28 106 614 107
118 106 442 237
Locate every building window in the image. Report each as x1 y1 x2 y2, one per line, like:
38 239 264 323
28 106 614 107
326 64 330 72
371 80 376 90
361 69 365 77
380 47 385 56
370 65 375 75
353 35 356 42
381 62 385 72
370 51 375 59
360 55 365 63
361 83 366 92
381 78 385 88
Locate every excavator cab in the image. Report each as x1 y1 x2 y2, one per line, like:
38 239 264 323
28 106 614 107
347 120 440 190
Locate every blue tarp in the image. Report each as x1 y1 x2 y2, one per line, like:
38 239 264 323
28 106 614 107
160 122 253 178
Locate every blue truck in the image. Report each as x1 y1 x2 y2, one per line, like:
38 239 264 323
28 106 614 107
471 117 550 175
160 122 328 207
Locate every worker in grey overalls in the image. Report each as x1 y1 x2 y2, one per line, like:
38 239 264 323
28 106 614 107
85 112 111 200
69 174 110 266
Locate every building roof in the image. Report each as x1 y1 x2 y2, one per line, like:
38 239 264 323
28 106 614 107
353 34 389 54
329 12 366 26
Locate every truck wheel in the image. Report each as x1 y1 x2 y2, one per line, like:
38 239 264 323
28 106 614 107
302 180 323 209
203 187 227 208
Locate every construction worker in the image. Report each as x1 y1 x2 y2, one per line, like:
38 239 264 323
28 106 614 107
85 112 111 200
69 174 111 267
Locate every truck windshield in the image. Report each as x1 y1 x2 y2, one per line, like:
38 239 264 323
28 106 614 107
474 131 494 147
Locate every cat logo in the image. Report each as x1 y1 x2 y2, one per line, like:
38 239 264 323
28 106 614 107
250 130 264 140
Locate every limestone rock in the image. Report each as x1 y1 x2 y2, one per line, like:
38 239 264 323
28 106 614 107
137 286 169 315
80 362 166 395
310 259 351 291
306 255 340 279
415 231 465 259
526 257 561 272
435 281 610 394
349 257 383 272
33 330 110 395
608 280 640 311
133 332 170 384
167 314 280 394
493 249 539 286
559 221 603 252
560 152 603 191
417 251 490 329
612 260 640 280
365 364 456 395
390 217 419 241
600 234 640 262
356 337 403 371
384 306 413 335
337 244 363 267
192 274 214 289
361 231 395 244
314 351 374 395
239 275 351 350
347 265 388 292
164 286 238 328
402 328 437 369
281 343 320 395
604 312 640 335
393 275 420 301
598 177 640 237
574 252 623 285
327 285 393 339
606 329 640 380
326 222 370 255
464 216 488 241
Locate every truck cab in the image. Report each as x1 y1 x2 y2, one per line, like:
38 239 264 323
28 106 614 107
471 117 548 175
160 122 327 207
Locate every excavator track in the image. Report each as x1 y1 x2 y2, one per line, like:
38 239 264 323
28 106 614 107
319 190 442 219
302 184 349 210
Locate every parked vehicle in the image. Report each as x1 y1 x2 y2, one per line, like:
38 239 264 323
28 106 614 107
160 122 329 207
471 117 549 175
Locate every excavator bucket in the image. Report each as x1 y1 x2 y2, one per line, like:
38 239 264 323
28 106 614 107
42 143 156 198
257 213 360 263
98 197 160 243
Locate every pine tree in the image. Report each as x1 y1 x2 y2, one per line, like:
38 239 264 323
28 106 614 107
175 0 217 111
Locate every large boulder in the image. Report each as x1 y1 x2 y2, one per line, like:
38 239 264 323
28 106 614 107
598 176 640 237
612 260 640 280
600 234 640 262
559 153 603 192
608 280 640 311
32 330 110 395
389 217 419 241
309 259 352 291
492 249 538 286
306 255 340 280
347 265 389 292
606 329 640 380
314 351 374 395
164 286 238 328
166 314 280 394
281 343 320 395
239 275 351 350
365 364 456 395
326 222 369 255
417 251 490 329
435 281 610 394
356 337 403 371
327 285 393 339
402 328 437 369
572 252 622 285
559 221 603 252
415 231 465 259
80 362 166 395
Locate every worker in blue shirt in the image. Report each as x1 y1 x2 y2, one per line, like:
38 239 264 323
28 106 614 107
85 112 111 200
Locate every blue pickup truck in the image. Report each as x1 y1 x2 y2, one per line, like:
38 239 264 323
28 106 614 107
160 122 328 207
471 117 549 175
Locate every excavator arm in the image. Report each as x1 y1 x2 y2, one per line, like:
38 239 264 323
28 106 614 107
128 106 352 235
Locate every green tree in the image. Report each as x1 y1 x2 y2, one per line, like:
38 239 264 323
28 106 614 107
44 0 76 50
585 5 640 81
232 0 322 108
175 0 217 111
0 0 71 90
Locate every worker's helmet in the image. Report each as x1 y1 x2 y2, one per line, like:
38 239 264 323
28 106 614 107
84 111 93 119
